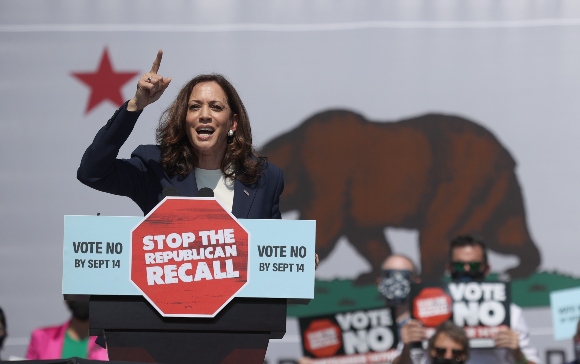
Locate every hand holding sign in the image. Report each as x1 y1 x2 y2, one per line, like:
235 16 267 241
410 281 512 349
128 50 172 111
494 328 519 350
495 329 531 364
400 319 426 345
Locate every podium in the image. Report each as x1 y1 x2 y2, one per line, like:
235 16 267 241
90 296 286 363
63 198 316 364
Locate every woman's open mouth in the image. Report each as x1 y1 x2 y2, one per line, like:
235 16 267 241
196 127 215 139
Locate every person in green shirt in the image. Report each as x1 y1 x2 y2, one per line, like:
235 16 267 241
25 297 108 360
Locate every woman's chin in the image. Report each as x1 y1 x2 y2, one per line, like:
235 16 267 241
193 139 228 153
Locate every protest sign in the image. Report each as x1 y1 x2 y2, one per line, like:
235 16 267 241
410 281 511 348
299 307 399 363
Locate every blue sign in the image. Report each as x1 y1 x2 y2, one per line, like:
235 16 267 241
63 215 316 300
550 287 580 341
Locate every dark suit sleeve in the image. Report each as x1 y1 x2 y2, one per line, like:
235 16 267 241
77 102 154 209
270 165 284 219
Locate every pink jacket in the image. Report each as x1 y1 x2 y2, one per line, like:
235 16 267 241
25 321 108 360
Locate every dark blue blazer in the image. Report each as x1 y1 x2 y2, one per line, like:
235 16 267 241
77 103 284 217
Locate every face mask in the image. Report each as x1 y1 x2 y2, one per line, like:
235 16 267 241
0 334 4 350
432 358 464 364
377 269 413 307
450 270 485 281
66 301 90 321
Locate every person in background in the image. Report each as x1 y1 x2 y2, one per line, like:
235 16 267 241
377 254 421 329
0 306 7 360
381 255 422 363
566 319 580 364
446 235 539 364
299 254 419 364
395 320 470 364
25 297 108 360
395 235 540 364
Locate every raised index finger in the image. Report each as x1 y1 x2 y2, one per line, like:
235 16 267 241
150 49 163 74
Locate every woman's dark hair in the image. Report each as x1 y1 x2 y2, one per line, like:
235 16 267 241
428 321 470 361
156 74 265 184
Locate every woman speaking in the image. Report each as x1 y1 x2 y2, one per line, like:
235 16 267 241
77 50 287 363
78 50 283 218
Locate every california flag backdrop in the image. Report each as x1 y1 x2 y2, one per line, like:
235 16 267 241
2 1 580 362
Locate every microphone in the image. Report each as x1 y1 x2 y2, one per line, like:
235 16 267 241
198 187 214 197
162 186 180 198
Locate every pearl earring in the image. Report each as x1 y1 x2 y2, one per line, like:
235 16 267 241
228 130 234 137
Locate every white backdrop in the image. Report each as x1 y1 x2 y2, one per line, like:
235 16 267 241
1 1 580 362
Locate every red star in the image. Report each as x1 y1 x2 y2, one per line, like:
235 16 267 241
72 48 139 114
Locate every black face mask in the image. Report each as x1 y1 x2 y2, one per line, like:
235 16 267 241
66 301 90 321
377 269 413 307
450 270 485 281
0 334 5 350
432 357 464 364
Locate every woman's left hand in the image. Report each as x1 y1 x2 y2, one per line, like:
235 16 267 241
128 50 172 111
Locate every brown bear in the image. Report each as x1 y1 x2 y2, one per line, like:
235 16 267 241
262 110 541 284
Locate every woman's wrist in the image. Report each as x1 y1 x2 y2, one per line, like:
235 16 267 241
126 98 141 112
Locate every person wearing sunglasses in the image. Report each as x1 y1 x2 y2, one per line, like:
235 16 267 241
394 320 469 364
428 321 470 364
447 235 539 364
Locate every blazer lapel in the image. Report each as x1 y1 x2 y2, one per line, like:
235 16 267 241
232 179 256 218
170 173 199 197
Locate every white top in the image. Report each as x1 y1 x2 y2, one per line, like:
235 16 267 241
194 168 235 212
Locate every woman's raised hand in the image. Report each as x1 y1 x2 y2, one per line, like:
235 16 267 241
127 50 172 111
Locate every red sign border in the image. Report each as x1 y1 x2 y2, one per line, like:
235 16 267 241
129 196 251 318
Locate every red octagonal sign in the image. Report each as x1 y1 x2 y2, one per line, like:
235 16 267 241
130 197 249 317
